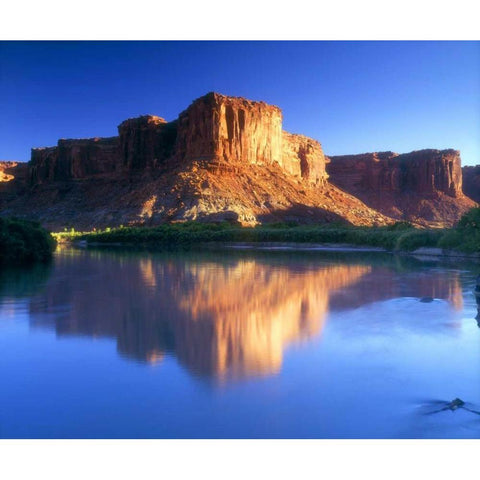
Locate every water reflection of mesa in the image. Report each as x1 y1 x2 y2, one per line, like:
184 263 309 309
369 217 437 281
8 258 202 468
28 254 370 380
174 261 371 379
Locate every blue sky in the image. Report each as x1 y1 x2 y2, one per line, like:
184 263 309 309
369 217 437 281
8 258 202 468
1 41 479 165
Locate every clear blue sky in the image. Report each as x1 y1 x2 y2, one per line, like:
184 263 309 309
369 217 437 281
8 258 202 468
1 41 479 165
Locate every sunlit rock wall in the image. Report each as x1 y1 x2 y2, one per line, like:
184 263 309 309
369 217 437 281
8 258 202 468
174 92 283 167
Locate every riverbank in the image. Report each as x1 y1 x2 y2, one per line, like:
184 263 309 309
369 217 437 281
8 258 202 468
52 207 480 256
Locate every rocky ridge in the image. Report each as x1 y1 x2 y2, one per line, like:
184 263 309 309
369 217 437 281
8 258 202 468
0 92 475 229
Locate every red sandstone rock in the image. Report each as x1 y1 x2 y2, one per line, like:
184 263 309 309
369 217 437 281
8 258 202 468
327 149 475 226
29 137 120 185
0 161 28 207
174 92 283 166
462 165 480 204
282 132 328 185
118 115 176 171
0 92 473 229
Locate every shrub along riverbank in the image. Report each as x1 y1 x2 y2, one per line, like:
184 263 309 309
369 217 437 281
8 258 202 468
0 217 56 265
53 207 480 255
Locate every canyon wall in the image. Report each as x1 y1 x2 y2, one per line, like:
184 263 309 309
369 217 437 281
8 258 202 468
29 137 120 185
327 149 463 198
25 93 327 187
1 92 473 228
282 132 328 185
326 149 474 225
462 165 480 203
0 161 28 208
118 115 177 171
174 92 283 166
173 93 327 184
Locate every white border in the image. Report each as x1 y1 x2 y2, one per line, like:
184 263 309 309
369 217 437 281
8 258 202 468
1 1 480 40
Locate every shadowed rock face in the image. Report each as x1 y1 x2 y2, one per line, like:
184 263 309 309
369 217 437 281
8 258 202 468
327 150 475 226
118 115 177 171
29 137 120 184
328 150 463 198
462 165 480 204
0 161 28 206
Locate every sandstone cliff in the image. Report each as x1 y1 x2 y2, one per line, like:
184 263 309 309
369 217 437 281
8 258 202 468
0 92 472 229
327 149 475 226
118 115 177 171
29 137 120 185
0 161 28 207
462 165 480 204
1 92 388 229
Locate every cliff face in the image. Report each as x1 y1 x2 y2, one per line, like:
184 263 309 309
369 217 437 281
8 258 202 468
462 165 480 203
0 161 28 206
1 92 472 229
328 150 462 197
25 93 327 188
118 115 177 171
29 137 120 185
327 149 474 226
174 93 283 166
282 132 328 185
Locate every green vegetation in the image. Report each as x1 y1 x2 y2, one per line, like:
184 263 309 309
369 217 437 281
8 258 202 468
438 207 480 253
51 207 480 256
0 217 56 265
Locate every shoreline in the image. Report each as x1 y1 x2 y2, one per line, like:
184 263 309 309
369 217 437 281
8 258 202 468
65 239 480 260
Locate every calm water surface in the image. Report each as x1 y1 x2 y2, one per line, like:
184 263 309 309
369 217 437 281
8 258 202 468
1 247 479 438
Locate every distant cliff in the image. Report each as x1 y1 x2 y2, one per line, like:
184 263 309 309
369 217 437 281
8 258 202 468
0 161 28 206
0 92 474 230
327 150 475 226
462 165 480 204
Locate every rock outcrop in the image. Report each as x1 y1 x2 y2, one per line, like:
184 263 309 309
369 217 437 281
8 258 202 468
0 161 28 206
282 132 328 185
29 137 120 185
327 149 475 226
174 93 283 166
0 92 473 229
118 115 177 171
2 92 385 229
462 165 480 204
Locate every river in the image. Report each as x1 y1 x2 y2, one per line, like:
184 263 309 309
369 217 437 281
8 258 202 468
1 247 479 438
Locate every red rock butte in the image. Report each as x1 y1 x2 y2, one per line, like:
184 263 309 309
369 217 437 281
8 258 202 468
0 92 477 229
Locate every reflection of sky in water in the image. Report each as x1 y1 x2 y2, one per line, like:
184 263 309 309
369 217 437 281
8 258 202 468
0 248 479 438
